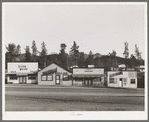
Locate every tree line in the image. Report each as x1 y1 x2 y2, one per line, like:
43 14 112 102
5 41 144 71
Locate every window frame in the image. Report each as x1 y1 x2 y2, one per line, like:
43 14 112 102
130 79 136 84
47 75 53 81
109 77 115 83
41 75 47 81
63 74 69 81
41 75 53 81
9 75 17 80
28 75 36 80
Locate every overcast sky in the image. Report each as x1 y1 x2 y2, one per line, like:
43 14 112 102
3 3 146 59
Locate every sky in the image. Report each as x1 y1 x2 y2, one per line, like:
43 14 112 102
3 3 147 59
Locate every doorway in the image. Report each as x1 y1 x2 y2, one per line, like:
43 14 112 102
84 79 92 86
119 78 123 87
19 76 27 84
55 75 60 85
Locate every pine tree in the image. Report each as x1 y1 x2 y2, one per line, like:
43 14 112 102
123 42 129 70
123 42 129 58
134 44 143 67
69 41 79 66
59 43 67 68
130 54 137 68
6 43 17 62
85 51 94 66
24 46 31 62
109 50 117 70
78 52 85 67
40 42 47 68
16 45 21 55
31 40 38 56
40 42 47 57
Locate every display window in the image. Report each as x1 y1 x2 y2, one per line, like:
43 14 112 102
9 75 17 80
130 79 136 84
63 75 69 81
41 75 53 81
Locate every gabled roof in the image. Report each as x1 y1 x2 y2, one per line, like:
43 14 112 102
39 62 72 73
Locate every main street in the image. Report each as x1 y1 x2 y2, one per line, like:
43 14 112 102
5 84 144 111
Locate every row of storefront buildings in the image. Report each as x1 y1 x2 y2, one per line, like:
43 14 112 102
5 62 142 88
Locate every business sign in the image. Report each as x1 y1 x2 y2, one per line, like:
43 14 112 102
8 62 38 73
73 68 104 75
18 65 28 71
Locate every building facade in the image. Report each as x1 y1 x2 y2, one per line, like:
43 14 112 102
72 68 105 87
6 62 38 84
38 63 72 86
107 71 137 88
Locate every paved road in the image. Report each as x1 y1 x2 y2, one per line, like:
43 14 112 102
5 85 145 111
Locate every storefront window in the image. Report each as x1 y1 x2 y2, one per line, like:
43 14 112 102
10 75 17 80
41 75 46 81
109 78 115 83
41 75 53 81
131 79 135 84
28 75 36 80
63 75 69 81
47 75 53 81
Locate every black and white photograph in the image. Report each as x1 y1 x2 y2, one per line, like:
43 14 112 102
2 2 147 120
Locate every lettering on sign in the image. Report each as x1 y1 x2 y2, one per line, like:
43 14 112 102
84 69 93 72
18 65 28 71
56 72 67 75
127 68 135 71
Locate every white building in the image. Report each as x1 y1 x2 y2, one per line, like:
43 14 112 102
107 71 137 88
6 62 38 84
38 62 72 86
72 68 105 86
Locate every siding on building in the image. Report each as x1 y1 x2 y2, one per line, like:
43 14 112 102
6 62 38 84
107 71 137 88
38 63 72 86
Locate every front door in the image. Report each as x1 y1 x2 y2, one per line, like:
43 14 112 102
84 79 92 86
19 76 27 84
119 78 123 87
55 75 60 85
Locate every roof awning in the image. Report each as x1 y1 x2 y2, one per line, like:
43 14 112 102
42 68 57 75
109 71 123 77
72 74 105 78
6 72 37 75
16 73 28 76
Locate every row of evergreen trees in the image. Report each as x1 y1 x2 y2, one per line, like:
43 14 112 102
5 40 144 70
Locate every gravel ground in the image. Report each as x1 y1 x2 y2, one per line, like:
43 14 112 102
5 85 144 111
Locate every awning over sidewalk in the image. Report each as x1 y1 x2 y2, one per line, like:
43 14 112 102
5 72 37 75
72 74 105 78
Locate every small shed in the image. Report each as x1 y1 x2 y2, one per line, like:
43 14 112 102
107 71 137 88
